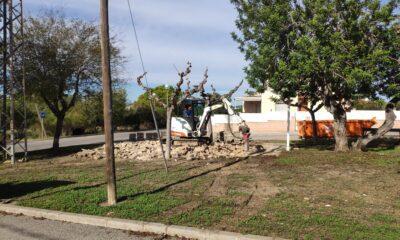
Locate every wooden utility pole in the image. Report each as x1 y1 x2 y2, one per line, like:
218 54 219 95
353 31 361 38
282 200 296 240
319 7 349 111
100 0 117 205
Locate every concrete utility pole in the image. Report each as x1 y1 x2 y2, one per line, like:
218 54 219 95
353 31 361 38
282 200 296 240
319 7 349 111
100 0 117 205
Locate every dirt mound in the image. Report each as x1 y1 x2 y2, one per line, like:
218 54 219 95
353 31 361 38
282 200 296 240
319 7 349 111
74 140 264 162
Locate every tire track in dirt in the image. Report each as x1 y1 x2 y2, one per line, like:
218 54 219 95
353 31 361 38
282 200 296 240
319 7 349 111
206 147 283 229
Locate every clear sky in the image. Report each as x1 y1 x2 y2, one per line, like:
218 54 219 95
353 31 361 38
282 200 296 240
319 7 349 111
25 0 248 102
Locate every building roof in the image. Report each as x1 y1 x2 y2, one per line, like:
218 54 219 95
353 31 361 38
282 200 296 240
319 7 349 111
235 96 262 101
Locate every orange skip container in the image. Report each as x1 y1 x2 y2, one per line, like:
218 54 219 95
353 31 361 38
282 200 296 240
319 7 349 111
297 118 377 138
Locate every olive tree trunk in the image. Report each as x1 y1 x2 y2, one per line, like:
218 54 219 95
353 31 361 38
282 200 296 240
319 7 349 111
52 112 65 151
352 103 397 151
309 110 318 140
331 106 349 151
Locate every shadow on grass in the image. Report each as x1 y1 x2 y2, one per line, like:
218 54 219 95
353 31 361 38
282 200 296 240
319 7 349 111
6 147 277 204
24 162 202 201
117 157 246 202
292 138 335 151
26 147 274 204
117 147 281 203
0 180 74 200
365 138 400 151
15 143 104 161
292 137 399 152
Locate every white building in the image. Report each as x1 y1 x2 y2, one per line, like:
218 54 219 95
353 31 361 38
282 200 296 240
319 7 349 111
236 89 301 113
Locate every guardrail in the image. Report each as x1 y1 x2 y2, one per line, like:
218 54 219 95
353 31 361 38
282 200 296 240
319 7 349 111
128 130 167 141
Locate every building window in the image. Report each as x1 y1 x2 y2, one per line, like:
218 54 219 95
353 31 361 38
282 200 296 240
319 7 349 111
244 101 261 113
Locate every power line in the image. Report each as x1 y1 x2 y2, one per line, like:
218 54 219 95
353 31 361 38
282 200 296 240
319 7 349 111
126 0 148 84
126 0 168 172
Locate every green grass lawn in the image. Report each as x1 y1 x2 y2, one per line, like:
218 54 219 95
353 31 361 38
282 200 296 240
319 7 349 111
1 143 399 239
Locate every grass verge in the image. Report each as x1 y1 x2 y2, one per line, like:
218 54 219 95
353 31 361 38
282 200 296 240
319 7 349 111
0 143 399 239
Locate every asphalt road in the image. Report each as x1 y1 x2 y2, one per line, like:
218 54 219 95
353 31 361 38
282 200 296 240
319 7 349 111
17 132 135 152
0 213 176 240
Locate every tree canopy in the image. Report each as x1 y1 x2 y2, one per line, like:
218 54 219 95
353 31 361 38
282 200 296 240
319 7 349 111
20 11 124 149
232 0 400 151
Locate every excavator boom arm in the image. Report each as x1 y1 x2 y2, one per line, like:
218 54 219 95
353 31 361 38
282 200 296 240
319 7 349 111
195 97 248 137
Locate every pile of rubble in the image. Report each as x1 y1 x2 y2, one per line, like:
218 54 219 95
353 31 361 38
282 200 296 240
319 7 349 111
74 140 264 162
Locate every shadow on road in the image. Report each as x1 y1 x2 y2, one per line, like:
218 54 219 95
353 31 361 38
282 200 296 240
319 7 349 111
0 222 64 240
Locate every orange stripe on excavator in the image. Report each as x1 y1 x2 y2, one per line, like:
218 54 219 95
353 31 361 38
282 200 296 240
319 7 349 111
171 131 187 137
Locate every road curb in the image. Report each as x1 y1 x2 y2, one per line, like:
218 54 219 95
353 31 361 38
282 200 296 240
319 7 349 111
0 204 285 240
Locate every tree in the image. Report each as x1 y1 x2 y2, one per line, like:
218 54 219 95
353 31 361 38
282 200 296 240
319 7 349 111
68 89 128 133
131 85 175 129
231 0 323 140
20 11 124 150
137 63 208 159
232 0 399 151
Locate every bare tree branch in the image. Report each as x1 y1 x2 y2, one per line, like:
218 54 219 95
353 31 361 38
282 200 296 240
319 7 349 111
41 93 60 116
176 63 192 93
210 84 217 95
136 72 167 108
186 77 191 92
313 102 325 112
67 71 84 109
172 62 192 105
178 67 209 105
224 80 243 99
388 56 400 65
190 68 208 96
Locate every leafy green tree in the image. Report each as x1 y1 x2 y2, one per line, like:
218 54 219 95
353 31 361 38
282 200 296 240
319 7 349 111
130 85 175 129
231 0 324 140
232 0 399 151
135 85 174 110
66 89 128 133
20 11 124 150
353 99 387 110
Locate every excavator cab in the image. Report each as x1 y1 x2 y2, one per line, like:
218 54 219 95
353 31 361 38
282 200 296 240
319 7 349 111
171 96 249 143
171 98 205 138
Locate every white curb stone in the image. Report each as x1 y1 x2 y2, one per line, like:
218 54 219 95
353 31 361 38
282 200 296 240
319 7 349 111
106 218 144 232
142 222 168 235
166 225 210 240
0 204 286 240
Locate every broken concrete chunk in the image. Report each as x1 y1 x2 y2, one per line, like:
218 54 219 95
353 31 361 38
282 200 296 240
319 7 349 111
74 140 264 162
